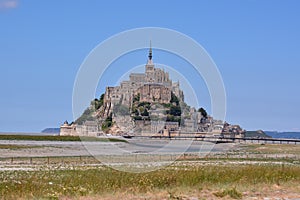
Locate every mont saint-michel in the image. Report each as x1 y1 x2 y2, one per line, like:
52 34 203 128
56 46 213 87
60 46 244 138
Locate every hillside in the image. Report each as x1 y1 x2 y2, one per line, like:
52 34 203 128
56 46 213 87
245 130 271 138
41 128 60 134
75 91 190 133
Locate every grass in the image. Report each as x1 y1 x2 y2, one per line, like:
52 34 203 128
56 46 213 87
0 155 101 165
0 144 41 150
214 187 243 199
0 135 127 142
0 164 300 199
240 144 300 154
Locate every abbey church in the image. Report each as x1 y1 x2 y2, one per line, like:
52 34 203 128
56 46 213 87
101 45 184 118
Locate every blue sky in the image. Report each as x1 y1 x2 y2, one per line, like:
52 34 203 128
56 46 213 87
0 0 300 132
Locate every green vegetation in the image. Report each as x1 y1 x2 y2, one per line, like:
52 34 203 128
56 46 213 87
75 108 95 125
101 114 113 131
0 164 300 199
75 94 105 125
133 93 140 103
131 101 152 120
198 107 207 118
91 94 104 110
245 130 271 138
133 116 142 120
167 105 181 116
0 135 126 142
141 108 149 116
131 92 183 124
166 115 181 125
170 92 179 106
138 101 151 109
214 187 243 199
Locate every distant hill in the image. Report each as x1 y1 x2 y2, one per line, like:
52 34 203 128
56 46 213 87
245 130 271 138
265 131 300 139
41 128 60 134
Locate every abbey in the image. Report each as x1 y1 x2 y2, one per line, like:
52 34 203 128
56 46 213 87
60 44 245 138
100 45 184 118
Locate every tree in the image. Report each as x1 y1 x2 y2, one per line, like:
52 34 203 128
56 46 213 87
141 109 149 116
101 113 113 130
91 93 105 110
169 105 181 116
99 93 104 106
170 92 179 106
92 99 101 110
131 107 139 116
133 93 140 103
198 107 208 118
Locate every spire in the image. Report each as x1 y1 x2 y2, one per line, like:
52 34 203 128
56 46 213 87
148 40 152 60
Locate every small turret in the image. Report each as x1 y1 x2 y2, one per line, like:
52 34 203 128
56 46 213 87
148 40 152 61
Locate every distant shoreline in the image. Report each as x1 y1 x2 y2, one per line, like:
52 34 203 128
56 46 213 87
266 131 300 139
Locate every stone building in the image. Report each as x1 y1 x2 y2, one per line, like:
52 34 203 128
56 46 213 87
137 84 171 104
76 121 99 136
222 122 246 138
101 45 184 118
150 121 179 133
60 121 77 136
61 44 185 137
60 120 100 137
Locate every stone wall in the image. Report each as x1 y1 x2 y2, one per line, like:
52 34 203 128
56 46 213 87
60 123 77 136
137 84 171 104
60 121 99 137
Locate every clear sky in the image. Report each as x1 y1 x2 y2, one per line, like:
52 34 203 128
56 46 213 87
1 0 300 132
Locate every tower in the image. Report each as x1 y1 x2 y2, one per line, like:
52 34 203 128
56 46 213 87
148 40 152 61
145 41 155 82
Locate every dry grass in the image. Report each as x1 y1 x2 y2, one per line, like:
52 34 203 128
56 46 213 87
0 135 127 142
1 164 300 199
0 144 41 150
241 144 300 154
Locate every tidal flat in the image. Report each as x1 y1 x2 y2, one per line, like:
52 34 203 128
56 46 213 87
0 139 300 199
